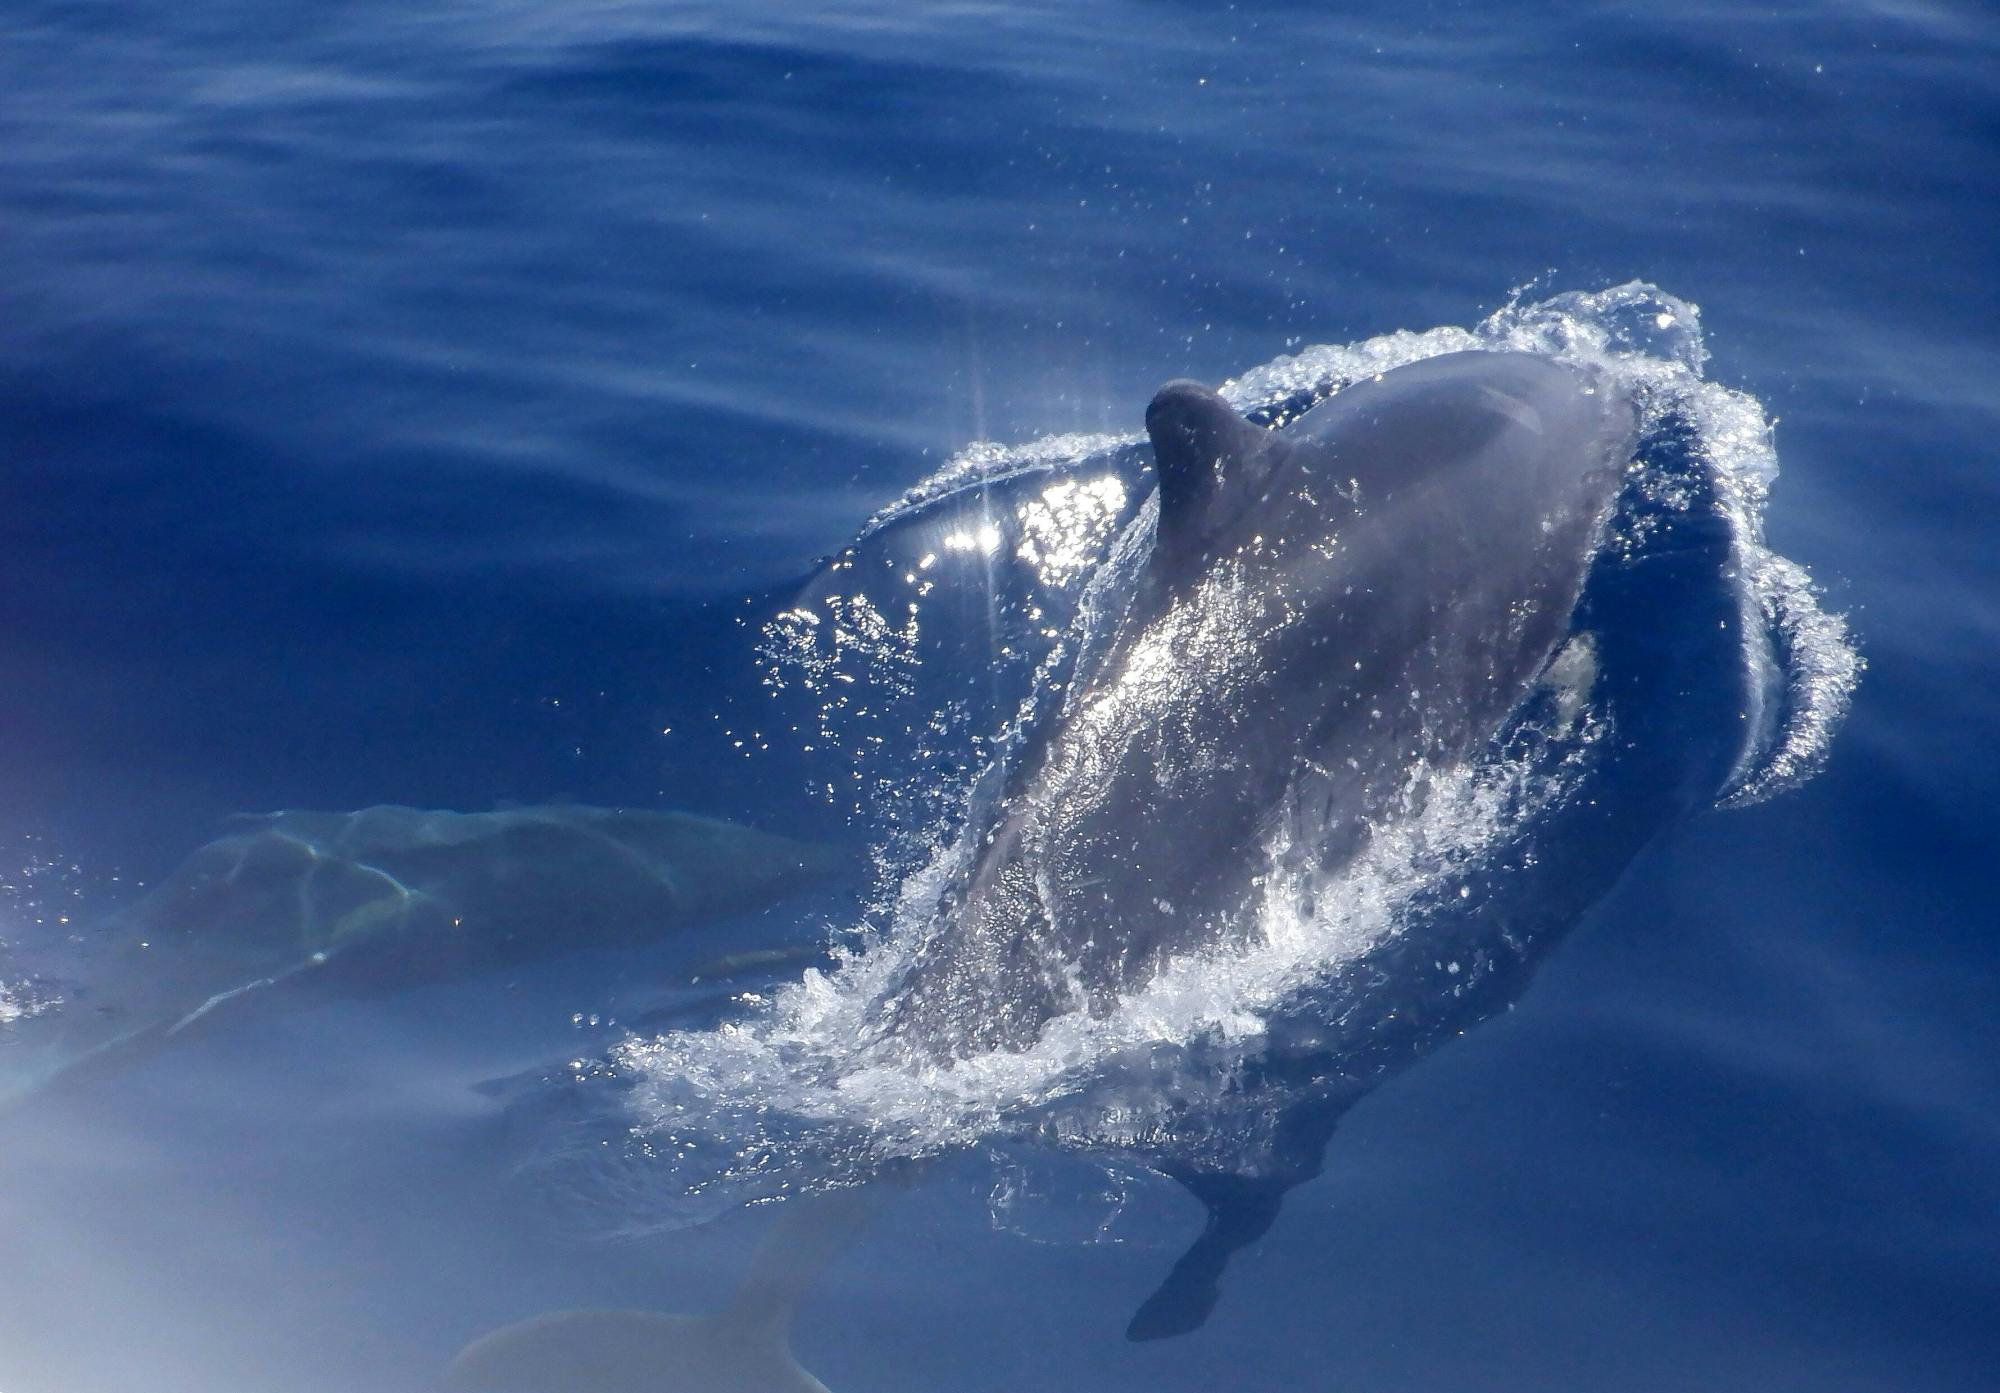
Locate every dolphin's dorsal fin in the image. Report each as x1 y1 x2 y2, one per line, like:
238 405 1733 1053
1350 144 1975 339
441 1307 831 1393
443 1191 872 1392
719 1186 874 1331
1144 381 1276 549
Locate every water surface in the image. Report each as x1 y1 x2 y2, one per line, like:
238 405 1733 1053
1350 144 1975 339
2 2 1996 1390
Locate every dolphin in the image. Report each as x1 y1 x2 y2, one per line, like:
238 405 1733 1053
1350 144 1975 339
455 331 1833 1346
443 1189 871 1393
1105 400 1766 1339
0 804 846 1111
866 351 1642 1058
830 349 1799 1338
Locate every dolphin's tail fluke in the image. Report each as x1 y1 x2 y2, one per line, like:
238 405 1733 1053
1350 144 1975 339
1125 1172 1289 1342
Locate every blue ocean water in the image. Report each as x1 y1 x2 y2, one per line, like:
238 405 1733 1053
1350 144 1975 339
1 2 1995 1390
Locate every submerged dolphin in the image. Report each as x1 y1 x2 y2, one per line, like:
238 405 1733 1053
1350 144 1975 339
869 351 1640 1057
0 804 844 1110
444 1190 870 1393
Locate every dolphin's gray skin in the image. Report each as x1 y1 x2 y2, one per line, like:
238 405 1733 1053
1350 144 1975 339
0 804 843 1111
869 351 1639 1058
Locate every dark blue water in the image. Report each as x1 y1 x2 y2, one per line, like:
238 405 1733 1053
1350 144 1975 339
2 3 1996 1390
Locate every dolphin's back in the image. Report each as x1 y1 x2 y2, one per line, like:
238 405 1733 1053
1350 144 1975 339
877 351 1638 1058
1291 349 1606 482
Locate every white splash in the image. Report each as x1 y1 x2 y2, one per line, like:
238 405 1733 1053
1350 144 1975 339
1477 283 1859 802
1014 475 1130 591
862 432 1130 538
